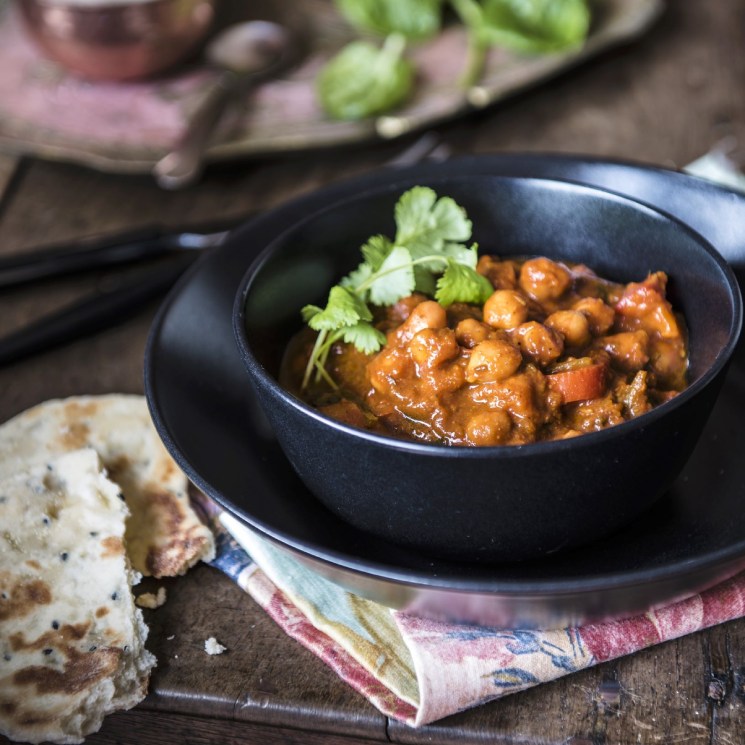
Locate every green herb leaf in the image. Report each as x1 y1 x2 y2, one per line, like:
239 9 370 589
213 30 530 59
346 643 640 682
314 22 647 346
413 265 437 295
443 241 479 268
341 323 388 354
435 258 494 306
334 0 443 41
367 246 416 305
304 285 372 332
361 234 394 271
394 187 472 265
316 35 413 121
301 187 492 390
478 0 591 54
340 263 372 301
301 304 324 324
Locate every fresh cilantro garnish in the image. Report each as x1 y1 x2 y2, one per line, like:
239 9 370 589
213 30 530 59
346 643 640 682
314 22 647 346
316 35 413 122
435 255 494 307
334 0 444 41
451 0 591 86
317 0 591 120
300 187 493 390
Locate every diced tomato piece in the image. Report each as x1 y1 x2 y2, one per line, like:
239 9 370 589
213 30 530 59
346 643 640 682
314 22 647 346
547 363 607 404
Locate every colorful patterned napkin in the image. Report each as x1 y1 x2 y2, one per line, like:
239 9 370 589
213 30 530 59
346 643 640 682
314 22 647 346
193 495 745 727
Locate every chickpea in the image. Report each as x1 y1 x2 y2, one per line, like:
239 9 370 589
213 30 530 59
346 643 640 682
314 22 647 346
318 400 368 429
483 289 529 330
396 300 446 342
514 322 564 367
545 310 591 348
455 318 492 348
408 328 459 369
466 409 513 446
599 330 650 371
476 256 518 290
573 297 615 336
466 339 522 383
367 348 412 393
385 293 428 325
519 257 572 302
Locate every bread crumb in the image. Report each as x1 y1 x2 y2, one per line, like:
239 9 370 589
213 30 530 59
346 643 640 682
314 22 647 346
204 637 227 655
135 586 166 609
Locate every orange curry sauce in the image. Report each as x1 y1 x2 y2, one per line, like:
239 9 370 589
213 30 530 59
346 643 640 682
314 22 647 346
284 256 689 446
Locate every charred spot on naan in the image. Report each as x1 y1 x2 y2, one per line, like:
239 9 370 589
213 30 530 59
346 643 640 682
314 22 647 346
13 647 122 696
0 575 52 621
0 450 156 744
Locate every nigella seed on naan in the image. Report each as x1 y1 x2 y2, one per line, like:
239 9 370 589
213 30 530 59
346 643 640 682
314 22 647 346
0 395 215 577
0 449 156 744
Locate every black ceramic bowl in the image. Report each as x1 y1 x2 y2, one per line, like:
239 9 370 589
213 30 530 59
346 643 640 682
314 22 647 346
234 175 742 564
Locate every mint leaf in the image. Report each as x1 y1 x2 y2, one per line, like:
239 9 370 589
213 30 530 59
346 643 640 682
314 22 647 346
306 285 372 331
435 258 494 307
367 246 416 305
341 323 387 354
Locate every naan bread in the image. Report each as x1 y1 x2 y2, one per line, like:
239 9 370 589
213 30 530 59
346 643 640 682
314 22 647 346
0 449 156 744
0 395 214 577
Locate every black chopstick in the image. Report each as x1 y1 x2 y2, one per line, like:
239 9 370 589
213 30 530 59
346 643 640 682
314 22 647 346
0 252 199 365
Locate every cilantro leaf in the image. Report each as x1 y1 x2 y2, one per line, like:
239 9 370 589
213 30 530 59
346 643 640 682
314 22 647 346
341 323 387 354
301 187 492 390
443 242 479 268
301 304 323 324
479 0 590 54
316 35 413 121
334 0 443 41
394 187 473 267
431 196 474 243
361 234 394 271
305 285 372 332
367 246 416 305
435 258 494 307
413 265 437 295
341 261 373 294
394 186 437 241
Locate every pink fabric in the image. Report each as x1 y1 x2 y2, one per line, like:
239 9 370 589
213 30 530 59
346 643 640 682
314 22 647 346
245 565 745 726
247 567 419 724
205 495 745 727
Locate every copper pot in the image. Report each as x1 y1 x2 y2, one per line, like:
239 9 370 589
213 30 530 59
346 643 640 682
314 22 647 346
16 0 217 81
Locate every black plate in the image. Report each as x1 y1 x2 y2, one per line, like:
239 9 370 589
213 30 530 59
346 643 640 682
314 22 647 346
145 155 745 628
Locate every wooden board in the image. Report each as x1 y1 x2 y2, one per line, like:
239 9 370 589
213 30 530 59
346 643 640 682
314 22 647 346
2 1 745 742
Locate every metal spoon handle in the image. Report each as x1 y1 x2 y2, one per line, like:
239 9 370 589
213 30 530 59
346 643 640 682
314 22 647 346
153 72 238 191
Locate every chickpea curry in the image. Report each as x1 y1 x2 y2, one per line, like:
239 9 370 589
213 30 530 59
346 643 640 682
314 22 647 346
283 187 688 447
284 255 688 447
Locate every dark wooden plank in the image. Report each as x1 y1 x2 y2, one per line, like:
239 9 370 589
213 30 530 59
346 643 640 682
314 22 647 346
1 1 745 743
88 709 385 745
138 567 388 740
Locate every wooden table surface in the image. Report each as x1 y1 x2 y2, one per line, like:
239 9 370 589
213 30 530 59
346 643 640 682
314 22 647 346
2 2 745 743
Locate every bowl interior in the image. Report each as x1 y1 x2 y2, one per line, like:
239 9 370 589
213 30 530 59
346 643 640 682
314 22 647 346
241 175 740 402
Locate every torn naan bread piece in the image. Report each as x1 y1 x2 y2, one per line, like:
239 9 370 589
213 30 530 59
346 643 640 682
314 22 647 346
0 449 156 745
0 395 214 577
